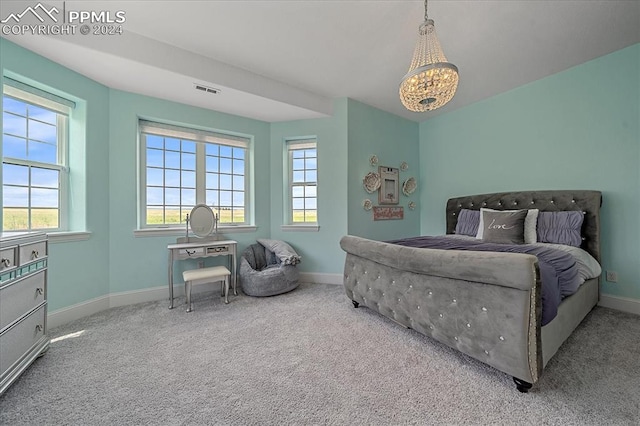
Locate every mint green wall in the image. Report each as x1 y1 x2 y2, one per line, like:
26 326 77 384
419 44 640 301
347 99 420 241
4 37 637 314
1 39 111 311
269 99 348 273
108 90 271 292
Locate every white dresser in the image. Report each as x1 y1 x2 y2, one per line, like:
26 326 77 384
0 232 49 396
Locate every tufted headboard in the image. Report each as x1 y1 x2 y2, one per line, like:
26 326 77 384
446 190 602 262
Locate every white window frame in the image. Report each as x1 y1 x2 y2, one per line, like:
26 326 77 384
137 120 253 233
282 138 318 232
2 80 72 232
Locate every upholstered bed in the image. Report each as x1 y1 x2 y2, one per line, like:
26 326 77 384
340 190 602 392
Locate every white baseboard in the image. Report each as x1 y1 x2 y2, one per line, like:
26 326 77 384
299 272 342 285
48 282 206 328
49 273 344 328
598 294 640 315
48 295 110 329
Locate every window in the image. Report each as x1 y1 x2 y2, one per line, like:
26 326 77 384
2 79 73 232
287 139 317 224
139 120 250 227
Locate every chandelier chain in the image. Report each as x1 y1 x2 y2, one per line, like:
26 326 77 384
424 0 428 21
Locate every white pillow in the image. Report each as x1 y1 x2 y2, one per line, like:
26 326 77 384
476 208 539 244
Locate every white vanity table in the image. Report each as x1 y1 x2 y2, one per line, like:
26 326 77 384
166 204 237 309
167 238 237 309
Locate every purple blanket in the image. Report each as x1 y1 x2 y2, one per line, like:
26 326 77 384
386 236 581 325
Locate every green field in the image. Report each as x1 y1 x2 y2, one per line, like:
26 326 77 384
3 207 317 230
3 208 58 231
292 210 317 223
147 208 246 225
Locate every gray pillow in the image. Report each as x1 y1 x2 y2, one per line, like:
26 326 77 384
455 209 480 236
257 239 302 266
481 210 527 244
537 211 584 247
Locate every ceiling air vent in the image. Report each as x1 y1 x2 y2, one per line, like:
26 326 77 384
193 83 220 95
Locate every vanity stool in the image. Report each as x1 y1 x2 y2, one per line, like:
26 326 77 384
183 266 230 313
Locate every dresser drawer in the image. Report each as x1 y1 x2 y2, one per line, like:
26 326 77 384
19 241 47 266
0 305 46 376
0 246 17 272
0 271 46 331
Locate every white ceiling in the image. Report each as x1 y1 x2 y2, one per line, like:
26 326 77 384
2 0 639 123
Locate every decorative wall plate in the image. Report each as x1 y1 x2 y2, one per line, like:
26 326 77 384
400 161 409 171
363 199 373 211
369 155 379 167
402 177 417 195
363 172 381 193
408 201 416 210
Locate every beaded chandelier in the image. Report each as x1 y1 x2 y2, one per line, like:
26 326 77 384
399 0 459 112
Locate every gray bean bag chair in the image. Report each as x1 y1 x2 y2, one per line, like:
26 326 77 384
240 241 300 297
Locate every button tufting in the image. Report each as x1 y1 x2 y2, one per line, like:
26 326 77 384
454 336 458 341
377 275 381 279
452 212 456 216
470 203 474 207
498 201 502 206
428 291 433 296
439 313 443 318
458 204 462 208
482 202 487 206
398 298 401 302
409 285 413 289
550 200 554 204
430 325 434 330
484 350 489 355
499 336 505 341
452 299 457 303
530 201 535 204
572 199 576 203
466 323 471 328
513 201 517 205
481 307 487 312
417 306 420 309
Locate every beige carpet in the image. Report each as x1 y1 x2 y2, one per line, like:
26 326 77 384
1 283 638 425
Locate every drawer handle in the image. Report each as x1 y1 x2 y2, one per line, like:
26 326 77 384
36 288 44 296
35 324 43 333
31 250 39 259
185 249 196 256
1 258 10 268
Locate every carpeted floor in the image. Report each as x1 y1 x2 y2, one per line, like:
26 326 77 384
1 283 639 425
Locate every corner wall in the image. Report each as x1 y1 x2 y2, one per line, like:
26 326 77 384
1 38 111 312
419 44 640 301
347 99 420 240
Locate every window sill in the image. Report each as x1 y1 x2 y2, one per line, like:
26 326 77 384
134 225 258 238
281 224 320 232
47 231 92 243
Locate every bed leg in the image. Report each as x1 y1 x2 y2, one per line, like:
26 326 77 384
352 300 359 308
513 377 533 393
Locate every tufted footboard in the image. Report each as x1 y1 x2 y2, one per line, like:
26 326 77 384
340 235 543 387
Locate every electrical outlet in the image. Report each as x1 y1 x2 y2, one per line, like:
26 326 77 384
605 270 618 283
198 261 204 269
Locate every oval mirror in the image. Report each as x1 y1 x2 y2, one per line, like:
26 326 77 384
189 204 215 237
